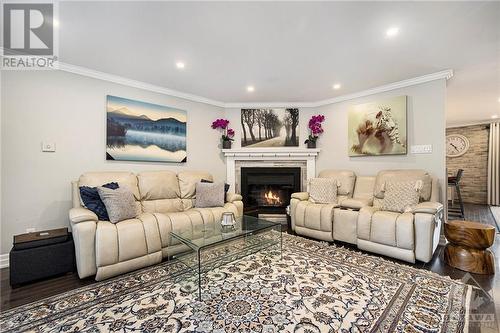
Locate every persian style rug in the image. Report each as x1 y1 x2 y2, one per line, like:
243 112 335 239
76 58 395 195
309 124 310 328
0 234 471 333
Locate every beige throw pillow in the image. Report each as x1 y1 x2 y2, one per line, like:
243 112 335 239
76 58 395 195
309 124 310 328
97 186 137 223
309 178 338 204
195 182 225 208
381 180 421 213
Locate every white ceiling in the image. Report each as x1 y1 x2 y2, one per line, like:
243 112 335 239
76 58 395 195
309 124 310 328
57 1 499 126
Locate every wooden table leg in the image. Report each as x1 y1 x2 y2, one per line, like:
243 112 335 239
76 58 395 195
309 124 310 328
444 243 495 275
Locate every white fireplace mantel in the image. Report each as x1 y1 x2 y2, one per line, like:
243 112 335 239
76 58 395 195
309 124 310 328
222 148 320 193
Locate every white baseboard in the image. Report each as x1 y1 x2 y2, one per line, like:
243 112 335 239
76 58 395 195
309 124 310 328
0 254 9 268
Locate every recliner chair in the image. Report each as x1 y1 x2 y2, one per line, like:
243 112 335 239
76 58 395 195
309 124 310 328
290 169 443 263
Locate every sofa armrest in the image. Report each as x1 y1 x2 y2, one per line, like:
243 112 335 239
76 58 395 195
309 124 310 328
412 202 443 215
340 198 373 210
69 207 98 224
291 192 309 201
226 193 243 203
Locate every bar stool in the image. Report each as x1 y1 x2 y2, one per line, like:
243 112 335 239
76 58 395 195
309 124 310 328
448 169 464 218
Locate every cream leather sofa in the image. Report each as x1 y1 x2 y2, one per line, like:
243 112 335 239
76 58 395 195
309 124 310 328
69 170 243 281
290 169 443 263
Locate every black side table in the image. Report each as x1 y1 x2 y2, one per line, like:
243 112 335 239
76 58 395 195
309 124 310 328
9 228 76 286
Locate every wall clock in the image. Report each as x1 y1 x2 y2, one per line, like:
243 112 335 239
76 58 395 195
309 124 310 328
446 134 470 157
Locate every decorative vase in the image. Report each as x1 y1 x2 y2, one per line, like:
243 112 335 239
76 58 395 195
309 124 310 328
307 141 316 149
222 140 232 149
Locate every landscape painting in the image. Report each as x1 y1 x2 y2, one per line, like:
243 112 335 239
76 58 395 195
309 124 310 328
348 96 407 156
106 95 187 162
241 108 299 147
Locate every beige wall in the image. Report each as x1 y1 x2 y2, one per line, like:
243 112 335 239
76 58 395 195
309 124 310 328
1 70 225 254
225 79 447 198
446 124 489 204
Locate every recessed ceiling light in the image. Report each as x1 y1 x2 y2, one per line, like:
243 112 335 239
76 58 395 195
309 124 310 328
176 62 185 69
53 19 59 28
497 97 500 103
333 83 341 90
492 115 499 119
386 26 400 38
247 86 255 92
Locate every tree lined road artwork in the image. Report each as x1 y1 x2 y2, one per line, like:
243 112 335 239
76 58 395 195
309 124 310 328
241 108 299 147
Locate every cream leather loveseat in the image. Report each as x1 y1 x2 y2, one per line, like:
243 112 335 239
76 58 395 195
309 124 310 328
290 169 443 263
69 170 243 280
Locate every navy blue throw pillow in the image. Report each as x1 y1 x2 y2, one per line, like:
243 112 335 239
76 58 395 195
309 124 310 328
201 179 229 202
79 182 119 221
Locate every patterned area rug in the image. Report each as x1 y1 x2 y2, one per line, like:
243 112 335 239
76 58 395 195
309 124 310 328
0 234 471 332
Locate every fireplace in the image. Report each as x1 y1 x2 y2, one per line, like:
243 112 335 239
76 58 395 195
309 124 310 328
241 167 301 216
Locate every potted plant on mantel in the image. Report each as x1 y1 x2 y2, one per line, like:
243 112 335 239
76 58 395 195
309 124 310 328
211 118 235 149
304 114 325 148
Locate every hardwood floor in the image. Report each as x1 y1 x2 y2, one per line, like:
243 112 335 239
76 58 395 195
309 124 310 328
1 204 499 332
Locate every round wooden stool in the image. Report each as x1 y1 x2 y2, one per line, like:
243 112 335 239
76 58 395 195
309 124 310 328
444 220 496 275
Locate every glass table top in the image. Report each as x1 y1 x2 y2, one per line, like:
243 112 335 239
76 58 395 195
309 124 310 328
170 215 281 250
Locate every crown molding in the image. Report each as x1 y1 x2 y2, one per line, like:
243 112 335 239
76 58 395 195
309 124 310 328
56 62 227 108
1 52 452 109
225 69 454 108
57 63 452 108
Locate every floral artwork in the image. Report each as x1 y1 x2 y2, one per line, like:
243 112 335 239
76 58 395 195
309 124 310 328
348 96 407 156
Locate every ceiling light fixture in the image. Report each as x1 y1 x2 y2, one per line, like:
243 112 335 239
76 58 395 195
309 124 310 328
176 62 185 69
333 83 341 90
492 115 499 119
247 86 255 92
386 26 400 38
53 19 59 28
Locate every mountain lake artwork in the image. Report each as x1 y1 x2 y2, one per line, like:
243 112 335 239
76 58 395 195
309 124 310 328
106 95 187 163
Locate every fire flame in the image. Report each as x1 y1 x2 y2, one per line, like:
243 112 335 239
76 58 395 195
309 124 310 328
264 190 282 205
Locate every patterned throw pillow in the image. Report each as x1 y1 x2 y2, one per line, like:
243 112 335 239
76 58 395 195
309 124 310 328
308 178 338 204
79 182 119 220
201 179 230 202
97 186 138 223
381 180 421 213
195 182 225 208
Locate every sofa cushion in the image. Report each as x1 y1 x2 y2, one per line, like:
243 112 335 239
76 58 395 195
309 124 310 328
318 170 356 196
137 171 180 200
178 171 213 199
294 200 336 232
370 211 399 247
340 198 373 210
309 178 338 204
195 182 225 208
192 203 240 227
381 180 421 213
79 182 119 220
154 211 205 248
79 172 140 200
97 186 138 223
373 169 432 201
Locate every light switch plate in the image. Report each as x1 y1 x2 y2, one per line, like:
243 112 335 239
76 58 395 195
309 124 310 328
410 144 432 154
41 142 56 152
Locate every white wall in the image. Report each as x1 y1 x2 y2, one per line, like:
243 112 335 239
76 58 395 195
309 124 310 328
1 70 225 254
225 79 447 198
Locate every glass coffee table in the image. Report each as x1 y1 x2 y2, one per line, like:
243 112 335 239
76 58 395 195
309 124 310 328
171 215 282 300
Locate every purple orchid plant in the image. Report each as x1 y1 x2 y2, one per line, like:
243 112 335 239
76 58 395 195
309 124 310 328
305 114 325 144
211 118 234 142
